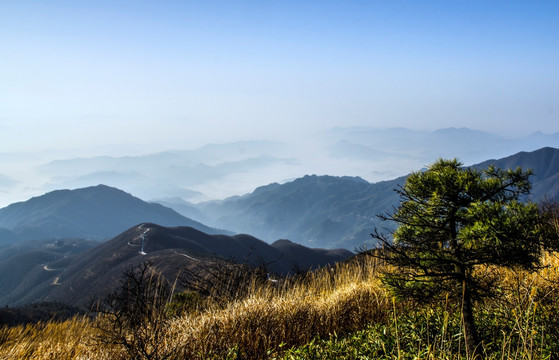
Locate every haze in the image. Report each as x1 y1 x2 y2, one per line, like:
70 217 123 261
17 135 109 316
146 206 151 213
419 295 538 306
1 1 558 207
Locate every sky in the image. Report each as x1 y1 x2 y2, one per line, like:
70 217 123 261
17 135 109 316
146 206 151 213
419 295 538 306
1 0 559 155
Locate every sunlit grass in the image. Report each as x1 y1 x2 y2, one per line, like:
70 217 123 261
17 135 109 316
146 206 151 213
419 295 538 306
0 316 120 359
172 259 388 359
2 254 559 359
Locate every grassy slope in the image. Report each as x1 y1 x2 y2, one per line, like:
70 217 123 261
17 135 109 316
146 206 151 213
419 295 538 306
2 254 559 359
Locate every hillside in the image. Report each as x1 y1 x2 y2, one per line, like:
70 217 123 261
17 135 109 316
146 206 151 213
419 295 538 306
0 185 229 242
32 141 290 203
474 146 559 201
0 228 19 248
0 223 352 307
182 147 559 249
3 252 558 359
8 128 557 210
192 175 402 249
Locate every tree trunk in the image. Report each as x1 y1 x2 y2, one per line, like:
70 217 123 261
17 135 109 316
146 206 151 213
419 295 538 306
450 210 482 359
462 279 482 359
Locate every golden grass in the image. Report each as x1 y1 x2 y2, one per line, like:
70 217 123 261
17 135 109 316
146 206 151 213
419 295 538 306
2 254 559 359
0 317 119 360
0 257 388 360
172 258 389 359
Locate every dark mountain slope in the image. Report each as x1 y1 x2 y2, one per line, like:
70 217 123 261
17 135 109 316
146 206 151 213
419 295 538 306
0 228 20 248
188 147 559 250
0 185 228 241
474 147 559 201
271 239 351 272
0 224 352 307
0 238 97 306
196 175 403 249
0 302 85 326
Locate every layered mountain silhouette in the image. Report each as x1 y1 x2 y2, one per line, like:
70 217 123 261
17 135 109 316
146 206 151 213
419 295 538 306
1 147 558 308
14 127 558 209
34 141 291 202
0 185 229 242
323 127 559 166
178 147 559 249
474 147 559 201
191 175 402 249
0 224 352 307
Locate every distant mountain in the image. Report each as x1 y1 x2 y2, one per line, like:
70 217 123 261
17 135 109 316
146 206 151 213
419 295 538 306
0 224 352 307
5 128 559 210
323 127 559 165
270 239 352 272
474 147 559 201
191 175 403 249
48 170 205 202
0 238 97 306
2 147 557 308
35 141 291 202
37 141 287 175
0 228 20 248
0 185 229 242
183 147 559 250
154 197 210 224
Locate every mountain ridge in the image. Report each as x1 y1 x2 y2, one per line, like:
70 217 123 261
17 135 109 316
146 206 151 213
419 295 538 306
0 223 352 307
177 147 559 249
0 147 558 308
0 184 230 242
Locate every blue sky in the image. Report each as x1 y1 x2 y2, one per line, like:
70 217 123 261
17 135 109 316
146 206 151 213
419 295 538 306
1 0 558 153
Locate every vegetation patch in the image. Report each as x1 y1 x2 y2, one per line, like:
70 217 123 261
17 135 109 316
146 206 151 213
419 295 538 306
1 160 558 360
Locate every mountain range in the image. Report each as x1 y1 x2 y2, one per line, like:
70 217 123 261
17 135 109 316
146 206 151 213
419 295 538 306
473 147 559 201
2 127 559 209
1 147 557 251
0 224 351 307
0 146 558 308
168 147 559 249
323 127 559 165
0 185 228 243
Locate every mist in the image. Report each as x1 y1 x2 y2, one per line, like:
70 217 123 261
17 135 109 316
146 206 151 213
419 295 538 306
1 1 558 207
0 127 557 208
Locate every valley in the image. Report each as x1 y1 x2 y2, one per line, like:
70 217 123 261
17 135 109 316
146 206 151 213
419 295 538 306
0 146 557 309
1 146 558 359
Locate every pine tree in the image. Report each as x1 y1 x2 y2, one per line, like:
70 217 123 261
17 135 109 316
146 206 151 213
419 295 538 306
370 159 557 358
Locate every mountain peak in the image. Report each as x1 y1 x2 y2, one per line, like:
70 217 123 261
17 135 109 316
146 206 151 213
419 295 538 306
194 147 559 249
0 185 229 241
297 174 368 184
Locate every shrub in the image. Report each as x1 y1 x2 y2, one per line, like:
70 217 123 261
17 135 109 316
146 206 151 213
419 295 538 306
90 261 178 360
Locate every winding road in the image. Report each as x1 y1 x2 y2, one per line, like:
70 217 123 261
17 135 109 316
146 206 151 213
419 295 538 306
127 224 150 255
41 264 63 285
173 250 198 261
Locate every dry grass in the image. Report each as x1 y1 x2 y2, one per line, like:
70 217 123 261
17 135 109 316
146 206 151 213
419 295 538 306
2 254 559 359
172 257 389 359
0 257 388 359
0 317 119 359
